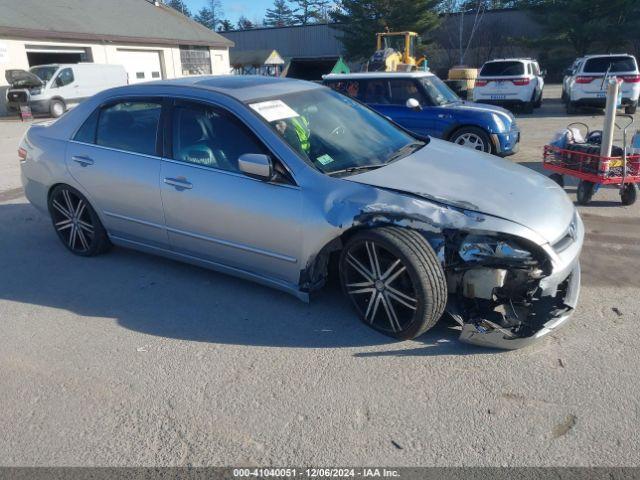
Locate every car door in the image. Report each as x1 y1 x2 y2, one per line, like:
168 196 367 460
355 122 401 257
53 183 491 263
159 99 303 285
383 78 434 136
66 98 168 248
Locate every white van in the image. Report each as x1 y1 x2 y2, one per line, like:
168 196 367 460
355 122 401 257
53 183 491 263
6 63 128 118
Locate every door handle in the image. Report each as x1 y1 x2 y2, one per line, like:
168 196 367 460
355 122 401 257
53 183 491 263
164 177 193 190
72 155 94 166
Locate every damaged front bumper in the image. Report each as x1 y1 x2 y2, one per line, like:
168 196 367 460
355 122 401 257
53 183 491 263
457 263 580 349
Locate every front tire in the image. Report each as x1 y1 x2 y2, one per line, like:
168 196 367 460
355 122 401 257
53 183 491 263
48 185 111 256
50 99 66 118
621 184 637 206
450 126 493 154
577 180 596 205
339 228 447 340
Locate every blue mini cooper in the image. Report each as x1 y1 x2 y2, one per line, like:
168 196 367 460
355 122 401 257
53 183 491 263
323 72 520 157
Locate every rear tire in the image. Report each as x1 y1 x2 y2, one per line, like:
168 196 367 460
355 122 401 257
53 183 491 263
577 180 596 205
534 91 543 108
625 103 637 115
522 100 534 114
450 126 493 154
48 185 111 256
621 184 637 206
50 99 66 118
567 102 578 115
339 227 447 340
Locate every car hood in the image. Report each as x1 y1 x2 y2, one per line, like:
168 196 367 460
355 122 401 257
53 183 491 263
347 138 574 244
5 69 44 87
444 101 514 123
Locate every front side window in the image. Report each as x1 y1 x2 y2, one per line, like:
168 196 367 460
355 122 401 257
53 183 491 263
361 80 390 104
389 79 426 106
480 61 525 76
96 101 161 156
419 76 459 106
248 87 423 176
171 103 267 173
54 68 74 88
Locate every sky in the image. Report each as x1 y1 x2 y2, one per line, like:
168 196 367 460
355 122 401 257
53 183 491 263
183 0 274 25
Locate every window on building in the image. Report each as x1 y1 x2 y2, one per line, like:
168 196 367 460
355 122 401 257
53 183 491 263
180 46 212 76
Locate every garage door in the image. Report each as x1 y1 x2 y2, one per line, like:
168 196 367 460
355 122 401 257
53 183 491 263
116 49 163 84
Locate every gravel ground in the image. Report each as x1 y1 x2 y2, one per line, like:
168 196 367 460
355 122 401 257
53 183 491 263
0 85 639 466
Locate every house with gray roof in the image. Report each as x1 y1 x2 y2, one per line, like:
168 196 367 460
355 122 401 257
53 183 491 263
0 0 234 114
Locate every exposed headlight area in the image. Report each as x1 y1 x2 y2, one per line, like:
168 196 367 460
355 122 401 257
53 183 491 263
443 232 578 349
29 87 42 96
459 235 535 265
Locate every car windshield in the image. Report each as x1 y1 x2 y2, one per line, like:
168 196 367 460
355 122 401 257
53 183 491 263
583 56 637 73
419 76 460 106
248 88 424 176
480 61 524 77
29 66 58 82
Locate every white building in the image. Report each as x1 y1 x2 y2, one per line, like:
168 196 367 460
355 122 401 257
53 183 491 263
0 0 233 114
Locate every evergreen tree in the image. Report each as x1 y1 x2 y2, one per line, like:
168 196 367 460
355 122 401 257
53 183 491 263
194 7 215 29
237 15 255 30
292 0 320 25
518 0 639 55
164 0 191 17
218 19 234 32
330 0 443 60
194 0 224 30
264 0 296 27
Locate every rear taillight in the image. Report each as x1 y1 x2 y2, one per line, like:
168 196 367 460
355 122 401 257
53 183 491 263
475 79 488 87
511 78 530 86
18 147 27 161
622 75 640 83
576 76 595 84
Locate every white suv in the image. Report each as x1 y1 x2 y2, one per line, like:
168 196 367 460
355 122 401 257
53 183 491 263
565 54 639 114
473 58 544 114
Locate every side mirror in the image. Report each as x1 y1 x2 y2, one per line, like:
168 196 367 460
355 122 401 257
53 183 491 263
406 98 422 111
238 153 273 181
540 69 547 77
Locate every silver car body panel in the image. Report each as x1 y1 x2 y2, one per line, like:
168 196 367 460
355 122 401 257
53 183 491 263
19 76 583 348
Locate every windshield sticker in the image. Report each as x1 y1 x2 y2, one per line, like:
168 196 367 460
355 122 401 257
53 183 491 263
249 100 299 122
316 154 335 166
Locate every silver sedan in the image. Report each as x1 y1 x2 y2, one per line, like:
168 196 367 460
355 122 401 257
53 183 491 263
19 76 583 349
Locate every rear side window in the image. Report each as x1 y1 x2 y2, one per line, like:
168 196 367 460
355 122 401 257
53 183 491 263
74 109 100 144
583 56 637 73
96 101 161 156
326 80 365 101
480 61 525 76
54 68 74 87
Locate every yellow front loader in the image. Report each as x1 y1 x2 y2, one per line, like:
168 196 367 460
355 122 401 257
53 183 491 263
369 31 427 72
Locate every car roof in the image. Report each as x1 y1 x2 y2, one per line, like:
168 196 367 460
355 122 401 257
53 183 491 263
582 53 635 59
483 58 536 63
112 75 322 102
324 71 435 80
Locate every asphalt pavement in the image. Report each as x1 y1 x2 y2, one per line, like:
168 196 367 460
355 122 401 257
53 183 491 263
0 86 639 466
